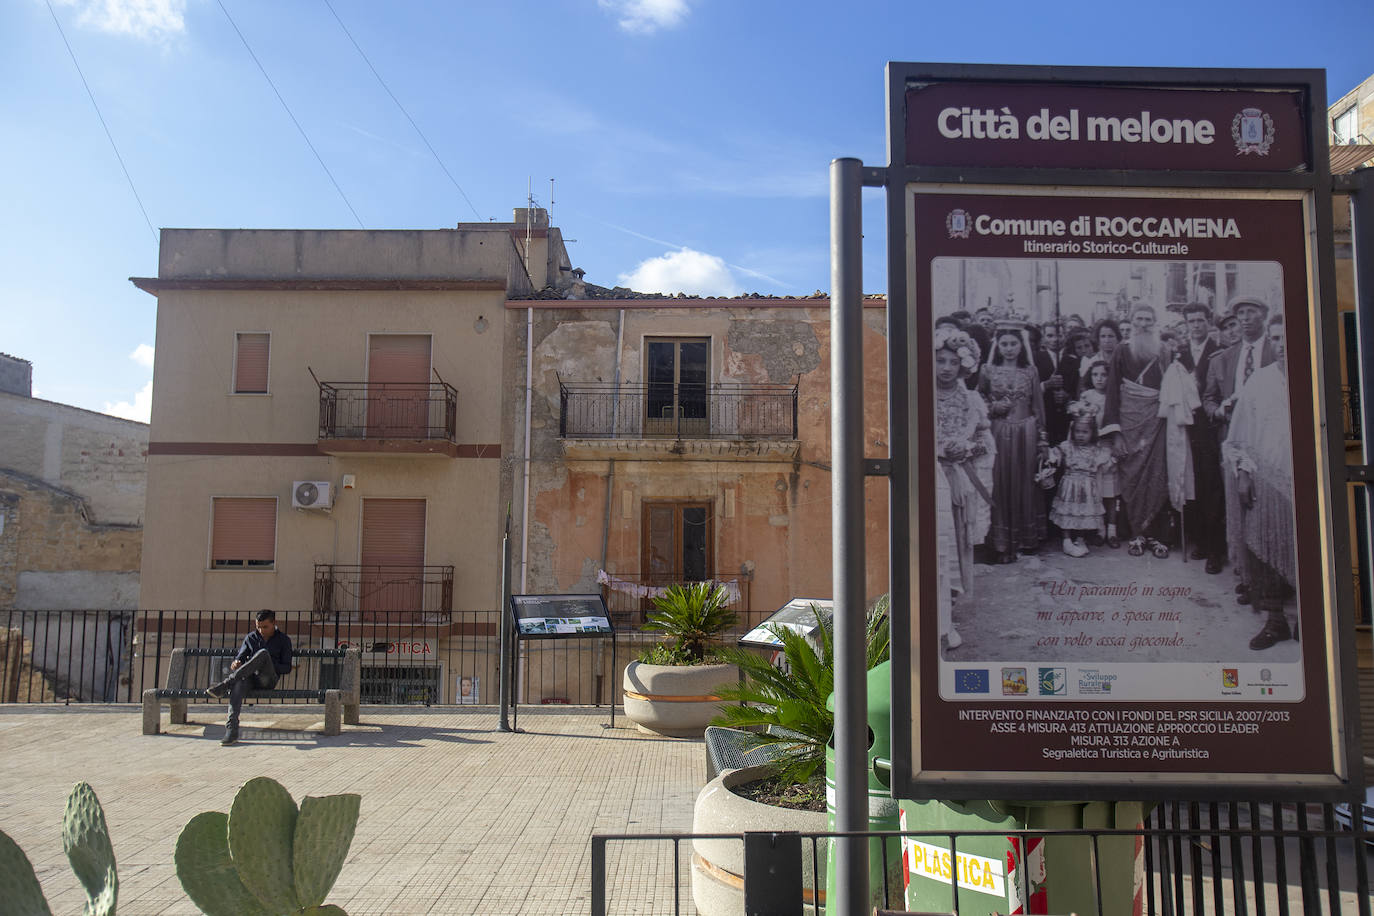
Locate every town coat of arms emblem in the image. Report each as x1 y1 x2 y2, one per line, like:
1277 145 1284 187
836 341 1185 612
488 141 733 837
1232 107 1275 156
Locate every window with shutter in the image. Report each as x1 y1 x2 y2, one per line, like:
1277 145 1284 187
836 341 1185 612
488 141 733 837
367 334 431 437
360 498 427 616
234 333 270 393
211 497 277 568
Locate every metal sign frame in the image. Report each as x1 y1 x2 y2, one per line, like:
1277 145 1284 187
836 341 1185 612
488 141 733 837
880 62 1362 801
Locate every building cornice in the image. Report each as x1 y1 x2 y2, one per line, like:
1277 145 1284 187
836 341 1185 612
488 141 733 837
130 277 507 295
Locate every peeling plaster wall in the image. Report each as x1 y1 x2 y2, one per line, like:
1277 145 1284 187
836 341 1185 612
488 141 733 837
522 303 891 614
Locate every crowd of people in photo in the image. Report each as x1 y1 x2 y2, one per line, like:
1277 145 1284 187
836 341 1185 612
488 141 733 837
933 294 1297 655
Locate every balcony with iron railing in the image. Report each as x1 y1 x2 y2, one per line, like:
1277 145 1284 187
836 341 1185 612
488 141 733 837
1344 384 1362 443
598 572 753 629
316 379 459 456
559 381 800 459
312 564 454 626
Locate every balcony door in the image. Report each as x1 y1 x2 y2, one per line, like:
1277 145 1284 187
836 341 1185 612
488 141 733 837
645 338 708 437
367 334 431 437
360 498 426 619
642 501 712 585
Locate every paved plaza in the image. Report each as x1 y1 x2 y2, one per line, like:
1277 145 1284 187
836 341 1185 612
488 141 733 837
0 704 703 915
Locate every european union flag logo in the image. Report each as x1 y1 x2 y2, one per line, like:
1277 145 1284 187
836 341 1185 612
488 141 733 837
954 669 989 694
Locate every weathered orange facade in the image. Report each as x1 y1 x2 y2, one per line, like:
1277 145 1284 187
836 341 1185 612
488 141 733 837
512 298 893 632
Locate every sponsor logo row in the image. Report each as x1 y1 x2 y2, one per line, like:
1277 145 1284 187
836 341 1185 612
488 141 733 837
954 666 1287 696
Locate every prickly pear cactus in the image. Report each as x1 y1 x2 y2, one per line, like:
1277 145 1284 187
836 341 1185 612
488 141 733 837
174 812 271 916
0 828 54 916
292 794 360 909
228 777 301 913
176 777 358 916
62 781 117 916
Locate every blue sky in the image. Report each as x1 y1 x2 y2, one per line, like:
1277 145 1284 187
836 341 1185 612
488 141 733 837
3 0 1370 421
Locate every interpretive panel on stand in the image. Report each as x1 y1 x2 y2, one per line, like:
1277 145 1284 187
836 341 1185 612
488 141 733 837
885 64 1353 799
509 594 613 639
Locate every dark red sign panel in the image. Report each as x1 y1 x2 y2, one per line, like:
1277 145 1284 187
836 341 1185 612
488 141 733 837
905 83 1309 171
910 189 1334 782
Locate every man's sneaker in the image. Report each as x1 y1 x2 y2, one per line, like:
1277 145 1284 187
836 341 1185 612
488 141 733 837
221 728 239 745
206 682 229 700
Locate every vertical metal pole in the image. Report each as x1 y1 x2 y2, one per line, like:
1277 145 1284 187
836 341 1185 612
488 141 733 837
830 156 869 914
498 513 513 731
1352 170 1374 644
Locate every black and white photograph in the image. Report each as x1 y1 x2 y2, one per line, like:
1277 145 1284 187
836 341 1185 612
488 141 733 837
929 254 1302 698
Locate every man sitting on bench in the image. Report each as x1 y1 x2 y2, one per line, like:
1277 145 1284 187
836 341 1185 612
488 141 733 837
206 609 293 745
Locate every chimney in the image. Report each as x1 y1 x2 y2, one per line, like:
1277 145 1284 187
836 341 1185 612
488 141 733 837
0 353 33 397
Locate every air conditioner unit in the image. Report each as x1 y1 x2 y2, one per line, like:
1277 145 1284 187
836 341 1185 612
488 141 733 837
292 480 333 510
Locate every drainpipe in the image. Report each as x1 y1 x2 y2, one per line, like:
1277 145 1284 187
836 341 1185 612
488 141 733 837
520 305 533 592
595 309 626 706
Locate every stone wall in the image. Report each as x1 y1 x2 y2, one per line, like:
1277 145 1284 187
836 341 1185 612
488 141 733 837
0 392 148 525
0 470 142 610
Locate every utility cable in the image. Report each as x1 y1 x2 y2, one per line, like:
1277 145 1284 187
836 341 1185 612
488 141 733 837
45 0 157 243
215 0 365 228
322 0 484 221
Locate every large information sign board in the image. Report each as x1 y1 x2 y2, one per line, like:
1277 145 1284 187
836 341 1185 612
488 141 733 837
885 64 1358 800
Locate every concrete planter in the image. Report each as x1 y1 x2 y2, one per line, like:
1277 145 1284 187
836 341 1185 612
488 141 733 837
621 661 735 738
691 765 828 916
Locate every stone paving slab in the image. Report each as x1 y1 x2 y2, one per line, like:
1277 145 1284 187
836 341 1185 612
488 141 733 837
0 704 704 915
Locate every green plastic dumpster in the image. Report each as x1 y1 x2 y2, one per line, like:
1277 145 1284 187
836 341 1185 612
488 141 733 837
898 796 1147 916
824 661 902 914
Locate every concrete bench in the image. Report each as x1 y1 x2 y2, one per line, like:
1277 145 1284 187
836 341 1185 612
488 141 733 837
142 647 361 736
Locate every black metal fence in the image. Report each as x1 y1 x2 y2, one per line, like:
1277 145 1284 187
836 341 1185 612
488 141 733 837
1 608 720 708
317 380 458 441
592 801 1373 916
559 382 799 439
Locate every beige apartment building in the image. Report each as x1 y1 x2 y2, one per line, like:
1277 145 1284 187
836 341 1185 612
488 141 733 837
133 210 573 703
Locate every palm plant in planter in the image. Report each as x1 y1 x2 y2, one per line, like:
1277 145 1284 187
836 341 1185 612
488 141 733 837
621 582 738 737
690 598 890 916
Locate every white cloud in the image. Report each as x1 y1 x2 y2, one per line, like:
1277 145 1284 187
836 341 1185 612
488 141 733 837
130 343 155 368
56 0 186 41
598 0 689 34
619 248 742 297
105 380 152 423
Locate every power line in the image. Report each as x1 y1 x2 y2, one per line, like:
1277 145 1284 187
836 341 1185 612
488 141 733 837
215 0 365 228
45 0 157 244
321 0 484 221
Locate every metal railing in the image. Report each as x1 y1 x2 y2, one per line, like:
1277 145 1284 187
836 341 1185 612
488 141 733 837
559 382 799 439
592 801 1373 916
599 573 752 628
317 381 458 441
1345 384 1363 442
312 564 455 621
3 608 653 707
1 610 135 702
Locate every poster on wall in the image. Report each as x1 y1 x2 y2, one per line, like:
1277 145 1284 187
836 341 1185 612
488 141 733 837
907 184 1341 789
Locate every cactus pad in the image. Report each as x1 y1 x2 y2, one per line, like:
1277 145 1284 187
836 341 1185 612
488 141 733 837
228 777 300 913
301 907 348 915
0 828 54 916
61 782 117 916
292 794 360 908
174 812 272 916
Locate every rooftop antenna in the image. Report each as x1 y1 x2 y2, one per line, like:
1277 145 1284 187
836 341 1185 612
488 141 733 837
549 177 555 226
525 176 532 273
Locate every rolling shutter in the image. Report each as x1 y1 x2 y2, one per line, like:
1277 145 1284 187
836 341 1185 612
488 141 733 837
211 498 276 567
360 499 426 615
234 333 270 393
367 335 431 436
